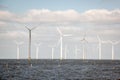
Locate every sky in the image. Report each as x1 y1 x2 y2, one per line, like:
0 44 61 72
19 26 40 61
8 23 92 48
0 0 120 59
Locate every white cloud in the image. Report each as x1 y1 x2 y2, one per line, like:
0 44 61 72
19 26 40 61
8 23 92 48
19 9 80 24
0 9 120 41
0 10 16 22
82 9 120 23
0 9 120 25
0 31 27 40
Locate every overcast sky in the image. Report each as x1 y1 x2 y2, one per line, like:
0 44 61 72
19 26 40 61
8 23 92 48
0 0 120 59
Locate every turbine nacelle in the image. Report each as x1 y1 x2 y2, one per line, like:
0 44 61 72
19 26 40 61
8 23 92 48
81 39 88 43
81 32 88 43
25 26 37 31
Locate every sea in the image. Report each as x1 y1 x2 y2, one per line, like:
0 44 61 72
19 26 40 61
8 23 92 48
0 59 120 80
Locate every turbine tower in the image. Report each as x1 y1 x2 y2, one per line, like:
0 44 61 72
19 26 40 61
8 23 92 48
34 42 41 59
108 40 120 60
48 45 56 59
25 26 37 64
57 27 72 60
80 32 88 60
75 45 81 59
97 35 102 60
14 41 23 59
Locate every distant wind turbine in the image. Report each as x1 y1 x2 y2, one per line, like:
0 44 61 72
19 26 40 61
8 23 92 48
81 32 88 60
25 26 37 64
48 45 56 59
48 40 60 59
97 35 109 60
14 41 24 59
75 45 81 59
57 27 72 60
34 42 41 59
108 40 120 60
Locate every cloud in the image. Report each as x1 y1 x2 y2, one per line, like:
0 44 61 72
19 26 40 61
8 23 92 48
0 10 16 22
21 9 120 25
0 31 27 41
16 9 80 25
82 9 120 23
0 9 120 25
0 9 120 41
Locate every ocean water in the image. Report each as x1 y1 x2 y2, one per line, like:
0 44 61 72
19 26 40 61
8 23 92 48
0 59 120 80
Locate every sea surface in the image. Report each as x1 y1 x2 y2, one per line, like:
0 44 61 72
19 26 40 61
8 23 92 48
0 59 120 80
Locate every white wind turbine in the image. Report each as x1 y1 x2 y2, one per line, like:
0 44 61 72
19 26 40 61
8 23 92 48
34 42 41 59
75 45 81 59
14 41 24 59
48 39 60 59
80 32 88 60
97 35 109 60
25 26 37 64
48 45 56 60
57 27 72 60
108 40 120 60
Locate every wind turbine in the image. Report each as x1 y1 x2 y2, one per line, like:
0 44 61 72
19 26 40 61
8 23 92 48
75 45 81 59
25 26 37 64
48 39 60 59
57 27 72 60
34 42 41 59
80 32 88 60
14 40 24 59
108 40 120 60
48 45 56 59
97 35 109 60
97 35 102 60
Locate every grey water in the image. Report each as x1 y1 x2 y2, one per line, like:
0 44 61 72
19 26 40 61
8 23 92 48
0 59 120 80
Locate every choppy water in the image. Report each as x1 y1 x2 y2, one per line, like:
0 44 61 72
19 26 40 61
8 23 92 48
0 59 120 80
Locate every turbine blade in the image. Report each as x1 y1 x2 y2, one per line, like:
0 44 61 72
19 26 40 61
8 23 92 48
81 39 88 43
63 34 72 37
31 26 37 30
25 26 37 30
57 27 62 35
25 26 30 30
97 35 101 41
